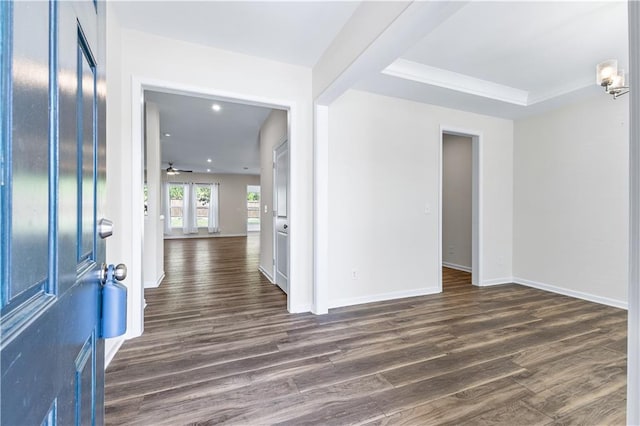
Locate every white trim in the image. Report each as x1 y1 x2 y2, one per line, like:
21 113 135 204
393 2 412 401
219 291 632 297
471 133 482 286
163 233 247 240
442 262 471 273
258 265 275 284
313 104 329 315
143 272 165 289
439 126 483 290
130 77 303 342
385 59 529 106
129 76 146 340
329 287 440 309
479 277 513 287
526 77 593 106
104 337 125 369
290 303 312 314
383 59 593 107
513 277 628 310
628 2 640 421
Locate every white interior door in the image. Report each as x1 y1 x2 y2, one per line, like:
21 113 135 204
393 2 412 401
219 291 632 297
274 140 289 294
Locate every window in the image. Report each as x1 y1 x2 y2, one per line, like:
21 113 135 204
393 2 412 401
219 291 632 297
169 185 183 228
168 184 214 230
195 185 210 228
247 185 260 232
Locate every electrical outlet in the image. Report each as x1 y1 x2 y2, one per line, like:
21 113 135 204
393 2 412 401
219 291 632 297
351 269 358 280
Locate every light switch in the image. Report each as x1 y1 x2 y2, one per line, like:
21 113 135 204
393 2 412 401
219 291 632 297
424 203 431 214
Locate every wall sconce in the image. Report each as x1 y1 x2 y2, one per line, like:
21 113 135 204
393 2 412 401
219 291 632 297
597 59 629 99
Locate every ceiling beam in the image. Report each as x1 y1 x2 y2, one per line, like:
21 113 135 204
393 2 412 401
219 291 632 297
312 0 468 106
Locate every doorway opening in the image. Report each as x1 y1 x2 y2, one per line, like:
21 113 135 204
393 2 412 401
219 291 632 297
247 185 261 233
135 83 293 336
440 128 481 291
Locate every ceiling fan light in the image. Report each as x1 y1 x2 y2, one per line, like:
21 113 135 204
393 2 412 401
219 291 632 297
596 59 618 86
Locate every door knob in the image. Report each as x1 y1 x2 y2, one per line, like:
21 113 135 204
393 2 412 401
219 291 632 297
100 263 127 284
113 264 127 281
284 224 288 229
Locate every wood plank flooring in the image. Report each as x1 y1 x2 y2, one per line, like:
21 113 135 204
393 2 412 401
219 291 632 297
105 236 627 425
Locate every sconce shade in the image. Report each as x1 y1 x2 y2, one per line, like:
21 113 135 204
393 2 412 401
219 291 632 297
611 70 626 89
597 59 618 85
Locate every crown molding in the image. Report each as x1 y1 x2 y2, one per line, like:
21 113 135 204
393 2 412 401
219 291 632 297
383 59 529 106
526 76 593 105
382 58 593 107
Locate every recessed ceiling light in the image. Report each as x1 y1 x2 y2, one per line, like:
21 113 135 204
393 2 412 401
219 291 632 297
163 132 171 137
207 158 212 163
206 168 211 172
211 103 221 112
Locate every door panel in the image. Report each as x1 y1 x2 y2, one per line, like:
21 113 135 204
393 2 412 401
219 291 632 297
1 1 107 424
78 28 97 265
274 141 289 294
7 0 51 306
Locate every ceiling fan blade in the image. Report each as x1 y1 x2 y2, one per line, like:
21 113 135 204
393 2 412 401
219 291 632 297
181 170 194 173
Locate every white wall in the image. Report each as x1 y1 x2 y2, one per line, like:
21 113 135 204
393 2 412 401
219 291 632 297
142 102 164 289
259 110 288 281
442 134 472 271
163 173 260 237
513 94 629 307
104 2 124 365
328 90 513 307
107 28 314 340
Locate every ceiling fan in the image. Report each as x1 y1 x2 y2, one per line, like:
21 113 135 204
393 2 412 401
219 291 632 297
165 162 193 175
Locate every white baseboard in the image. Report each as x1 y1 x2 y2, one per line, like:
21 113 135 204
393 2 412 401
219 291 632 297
144 272 165 289
513 276 628 310
442 262 472 273
104 337 125 369
329 287 440 309
480 277 514 286
290 303 312 313
258 265 275 283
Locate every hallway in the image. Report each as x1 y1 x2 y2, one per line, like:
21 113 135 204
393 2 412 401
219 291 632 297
105 237 626 425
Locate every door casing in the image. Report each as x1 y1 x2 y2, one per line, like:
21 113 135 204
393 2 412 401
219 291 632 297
439 126 482 289
128 78 297 330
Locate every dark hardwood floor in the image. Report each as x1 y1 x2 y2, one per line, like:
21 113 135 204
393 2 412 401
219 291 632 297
105 236 627 425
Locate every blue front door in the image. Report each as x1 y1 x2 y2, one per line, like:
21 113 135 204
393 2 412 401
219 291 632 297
1 1 107 424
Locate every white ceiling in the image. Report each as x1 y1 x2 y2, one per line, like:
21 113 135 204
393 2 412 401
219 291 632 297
404 1 627 95
112 1 360 67
126 1 629 173
357 1 628 119
145 91 273 175
118 1 359 175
